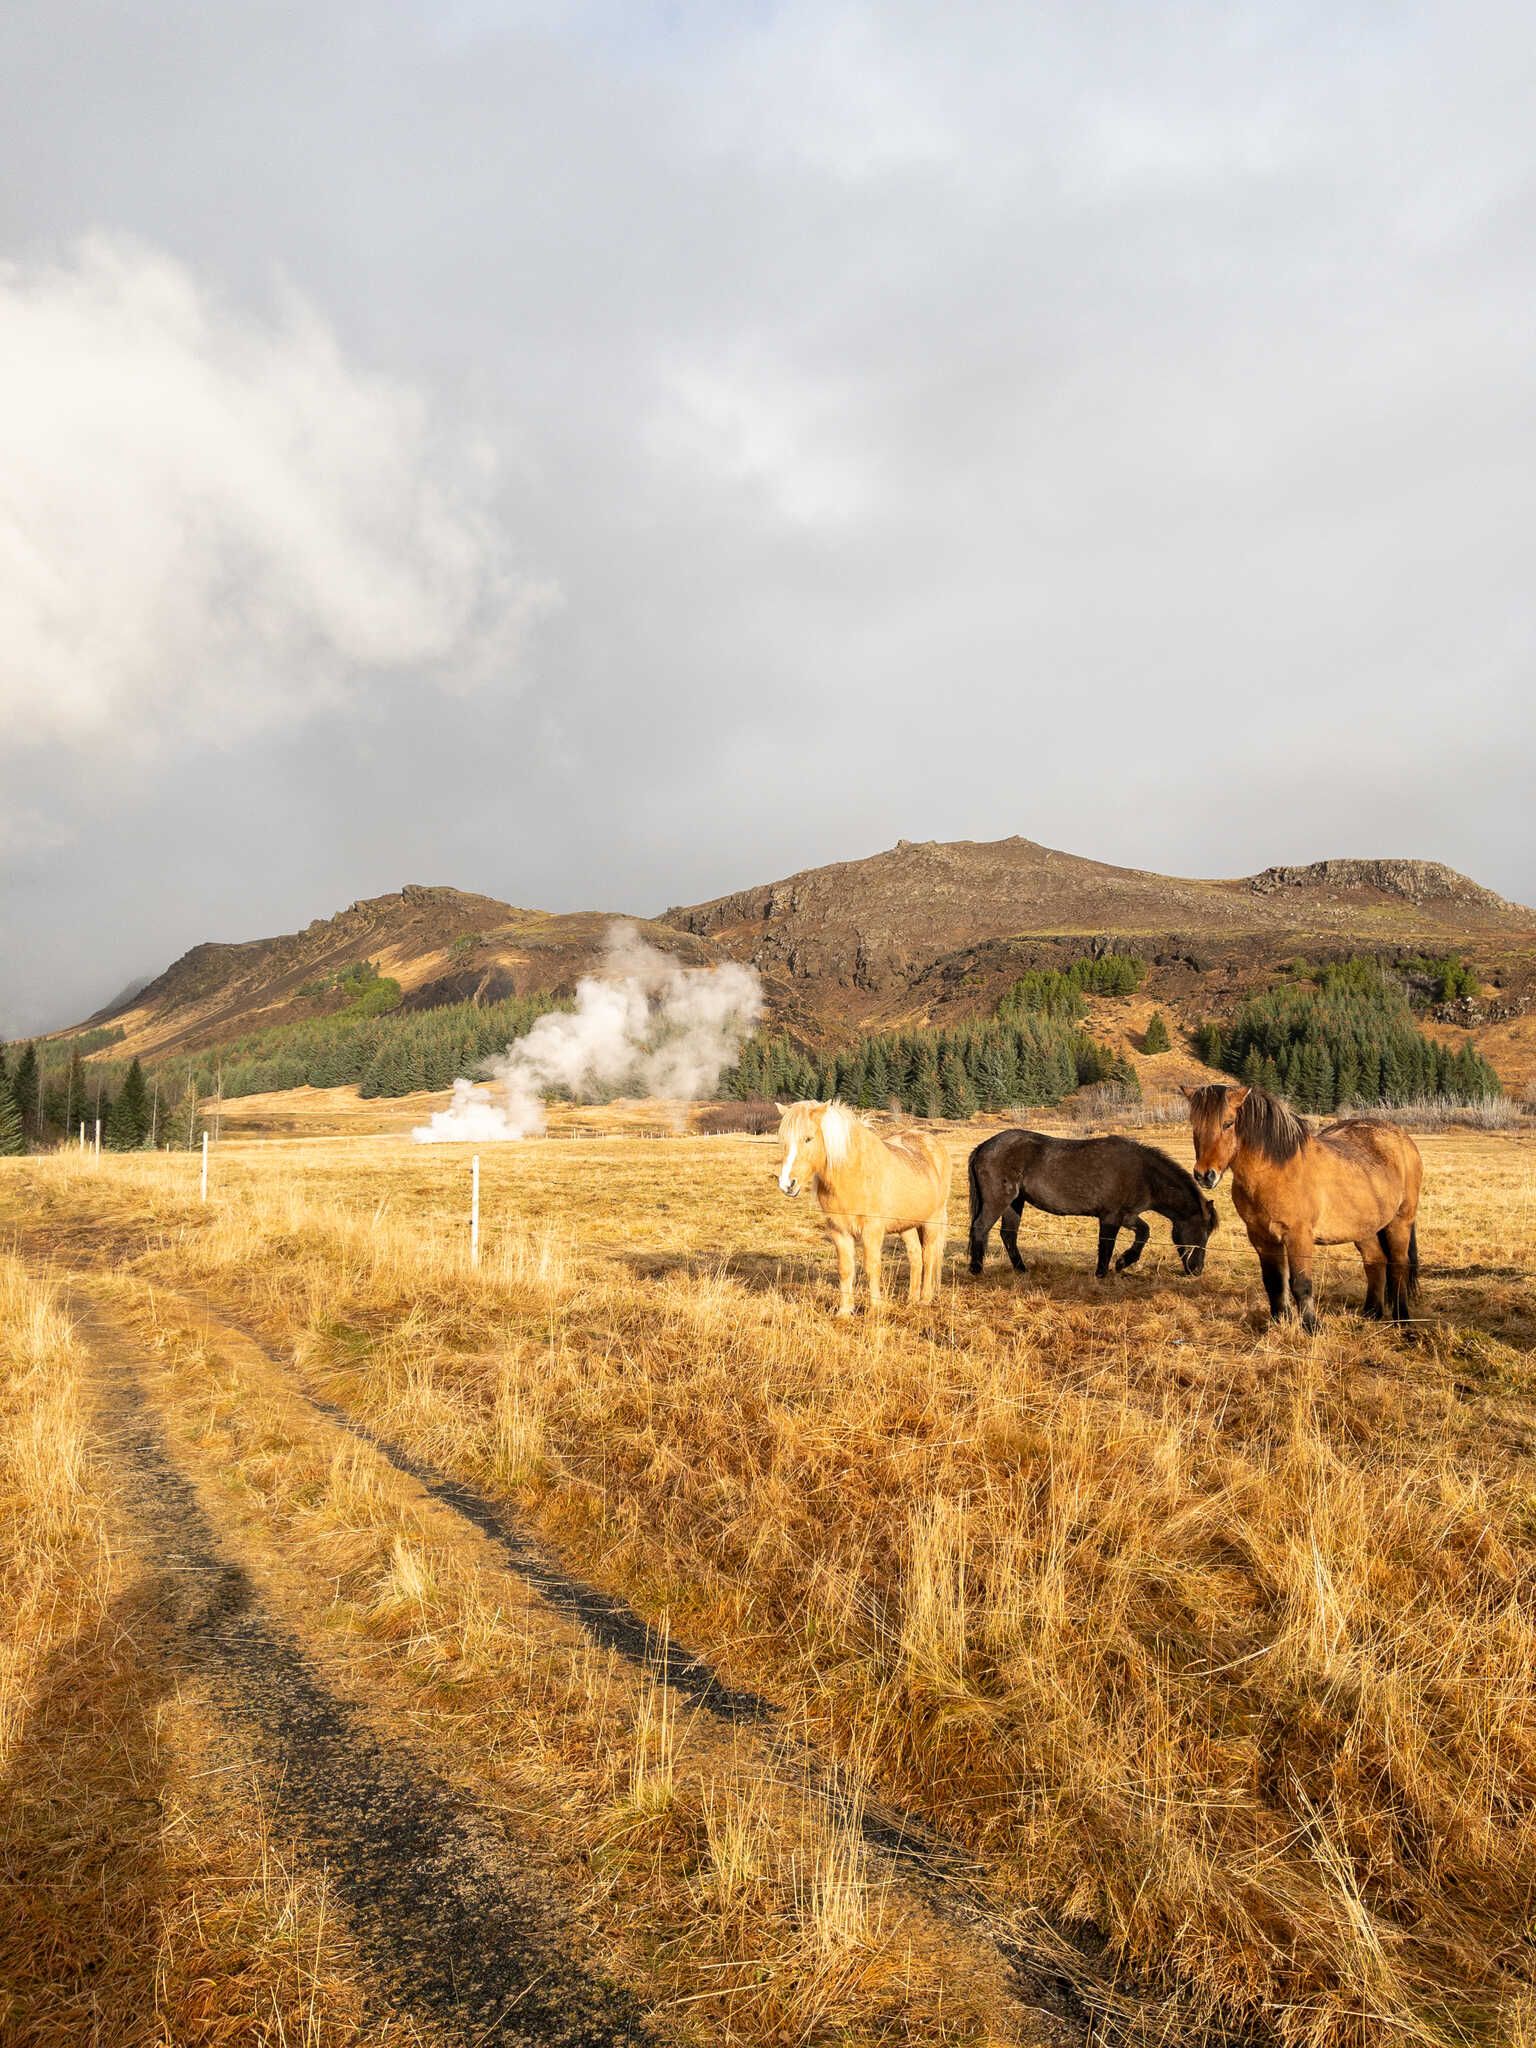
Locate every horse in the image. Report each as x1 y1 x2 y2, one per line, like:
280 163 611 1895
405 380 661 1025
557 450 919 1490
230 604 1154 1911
967 1129 1217 1280
1183 1083 1422 1331
775 1100 951 1314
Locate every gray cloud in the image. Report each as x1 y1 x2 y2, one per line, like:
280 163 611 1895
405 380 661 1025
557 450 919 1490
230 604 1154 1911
2 2 1533 1035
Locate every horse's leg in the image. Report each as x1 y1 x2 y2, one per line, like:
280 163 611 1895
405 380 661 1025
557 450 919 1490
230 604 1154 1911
920 1210 947 1303
1285 1234 1320 1333
830 1229 857 1317
902 1227 923 1304
999 1196 1028 1275
1095 1218 1119 1279
1380 1218 1416 1322
968 1189 1011 1275
1355 1236 1387 1319
860 1223 885 1312
1250 1228 1289 1321
1114 1216 1151 1272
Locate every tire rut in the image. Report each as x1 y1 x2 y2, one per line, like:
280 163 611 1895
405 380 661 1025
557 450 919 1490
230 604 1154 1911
67 1288 653 2048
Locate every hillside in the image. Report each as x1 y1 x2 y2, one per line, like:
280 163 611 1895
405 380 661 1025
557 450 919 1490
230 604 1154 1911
90 885 714 1061
52 839 1536 1087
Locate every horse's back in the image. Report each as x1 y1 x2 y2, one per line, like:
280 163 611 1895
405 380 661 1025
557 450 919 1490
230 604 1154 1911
882 1128 951 1213
1320 1117 1422 1178
1312 1117 1423 1231
1013 1131 1181 1217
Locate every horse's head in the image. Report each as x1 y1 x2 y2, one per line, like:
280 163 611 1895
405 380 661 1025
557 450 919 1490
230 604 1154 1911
1173 1189 1220 1274
1182 1083 1249 1189
774 1100 852 1197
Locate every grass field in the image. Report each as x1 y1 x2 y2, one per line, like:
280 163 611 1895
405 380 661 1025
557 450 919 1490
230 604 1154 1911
3 1113 1535 2046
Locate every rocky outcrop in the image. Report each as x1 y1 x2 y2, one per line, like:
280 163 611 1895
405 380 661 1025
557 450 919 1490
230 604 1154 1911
1246 859 1516 911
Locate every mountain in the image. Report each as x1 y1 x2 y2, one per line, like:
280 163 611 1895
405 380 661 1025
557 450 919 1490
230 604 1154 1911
670 838 1536 1038
58 840 1536 1081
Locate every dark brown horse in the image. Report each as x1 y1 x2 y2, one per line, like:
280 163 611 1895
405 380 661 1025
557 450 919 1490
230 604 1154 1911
968 1130 1218 1280
1184 1084 1422 1331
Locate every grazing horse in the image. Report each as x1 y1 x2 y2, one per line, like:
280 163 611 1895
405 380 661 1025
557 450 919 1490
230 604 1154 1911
968 1129 1217 1280
775 1100 951 1314
1184 1084 1422 1331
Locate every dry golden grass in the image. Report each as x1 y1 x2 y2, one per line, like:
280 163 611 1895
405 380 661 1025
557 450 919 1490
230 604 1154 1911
0 1251 430 2047
4 1116 1536 2045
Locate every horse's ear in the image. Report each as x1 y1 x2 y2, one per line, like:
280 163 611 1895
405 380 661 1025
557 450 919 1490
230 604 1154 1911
1229 1086 1250 1107
774 1102 787 1115
1179 1085 1198 1101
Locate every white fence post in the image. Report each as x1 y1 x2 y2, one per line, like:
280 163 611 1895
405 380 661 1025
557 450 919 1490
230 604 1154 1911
200 1129 209 1203
93 1117 101 1159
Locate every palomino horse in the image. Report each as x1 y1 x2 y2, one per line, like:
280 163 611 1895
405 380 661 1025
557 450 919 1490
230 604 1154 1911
776 1100 951 1314
1184 1084 1422 1331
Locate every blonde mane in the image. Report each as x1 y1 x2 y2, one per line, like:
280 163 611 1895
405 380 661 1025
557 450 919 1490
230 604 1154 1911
819 1098 860 1165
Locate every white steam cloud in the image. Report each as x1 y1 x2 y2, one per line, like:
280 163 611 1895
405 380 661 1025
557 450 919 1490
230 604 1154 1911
0 236 555 752
413 925 764 1142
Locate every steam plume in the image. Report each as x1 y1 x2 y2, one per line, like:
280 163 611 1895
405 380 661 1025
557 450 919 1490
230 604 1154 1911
413 925 763 1141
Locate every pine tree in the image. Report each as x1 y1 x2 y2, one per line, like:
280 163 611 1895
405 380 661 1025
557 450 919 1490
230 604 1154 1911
1143 1012 1171 1054
106 1058 150 1149
940 1049 977 1120
1333 1040 1359 1109
0 1080 23 1156
11 1043 39 1139
1193 1021 1223 1066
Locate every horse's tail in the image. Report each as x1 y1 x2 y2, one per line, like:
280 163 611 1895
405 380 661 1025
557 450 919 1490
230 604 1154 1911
966 1147 987 1273
1378 1221 1422 1305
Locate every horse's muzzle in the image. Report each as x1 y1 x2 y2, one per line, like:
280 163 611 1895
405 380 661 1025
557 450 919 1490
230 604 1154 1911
1193 1168 1220 1190
779 1178 801 1198
1180 1246 1207 1275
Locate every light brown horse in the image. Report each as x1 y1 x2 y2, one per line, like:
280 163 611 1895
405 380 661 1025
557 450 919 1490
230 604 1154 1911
1184 1084 1422 1332
776 1100 951 1314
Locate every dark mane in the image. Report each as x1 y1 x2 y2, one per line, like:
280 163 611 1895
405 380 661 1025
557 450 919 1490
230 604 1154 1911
1189 1083 1311 1166
1143 1144 1206 1212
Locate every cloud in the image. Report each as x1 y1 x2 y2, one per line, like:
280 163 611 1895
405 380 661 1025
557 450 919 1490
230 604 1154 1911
0 236 555 753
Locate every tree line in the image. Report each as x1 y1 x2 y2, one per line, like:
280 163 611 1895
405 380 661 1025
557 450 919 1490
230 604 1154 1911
0 1035 182 1153
726 1015 1139 1121
1194 958 1501 1111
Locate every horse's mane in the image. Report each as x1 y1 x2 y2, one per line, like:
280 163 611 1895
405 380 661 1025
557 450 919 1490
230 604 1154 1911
819 1098 860 1165
1189 1083 1310 1165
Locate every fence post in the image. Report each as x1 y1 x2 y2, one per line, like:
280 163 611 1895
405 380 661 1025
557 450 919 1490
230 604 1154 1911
200 1129 209 1203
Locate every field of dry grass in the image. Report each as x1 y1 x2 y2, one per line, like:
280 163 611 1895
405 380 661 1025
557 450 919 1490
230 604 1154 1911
3 1113 1535 2046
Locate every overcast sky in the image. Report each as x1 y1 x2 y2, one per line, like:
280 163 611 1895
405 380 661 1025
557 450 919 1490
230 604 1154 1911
3 2 1533 1035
